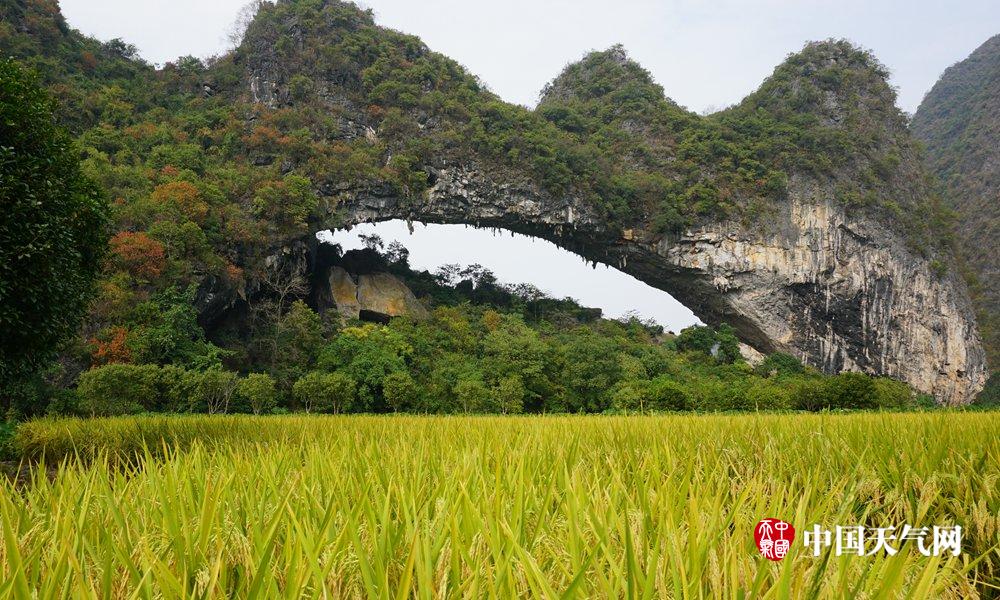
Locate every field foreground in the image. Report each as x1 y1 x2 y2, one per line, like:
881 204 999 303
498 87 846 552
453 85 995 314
1 413 999 598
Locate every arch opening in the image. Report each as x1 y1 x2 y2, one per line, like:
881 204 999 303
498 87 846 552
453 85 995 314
318 220 701 333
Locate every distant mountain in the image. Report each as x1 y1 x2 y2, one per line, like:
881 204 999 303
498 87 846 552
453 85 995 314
912 35 1000 372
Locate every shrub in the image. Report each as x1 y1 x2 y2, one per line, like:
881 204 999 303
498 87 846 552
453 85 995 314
292 371 355 414
648 376 689 411
824 372 878 410
236 373 279 415
77 364 160 416
755 352 805 377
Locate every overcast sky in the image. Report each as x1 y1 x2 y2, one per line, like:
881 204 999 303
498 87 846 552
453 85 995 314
61 0 999 113
57 0 999 328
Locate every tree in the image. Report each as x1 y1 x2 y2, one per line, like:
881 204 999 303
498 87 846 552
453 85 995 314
873 377 914 409
972 373 999 408
755 352 805 377
675 324 742 364
317 324 411 411
674 325 717 355
648 376 689 411
824 372 878 410
251 259 309 375
0 60 109 398
150 181 209 224
125 287 226 368
492 375 525 414
109 231 166 280
611 379 650 412
236 373 278 415
792 378 830 412
77 364 160 416
383 371 418 412
455 377 488 413
251 174 318 230
560 328 622 412
273 300 324 389
293 371 355 414
188 369 239 414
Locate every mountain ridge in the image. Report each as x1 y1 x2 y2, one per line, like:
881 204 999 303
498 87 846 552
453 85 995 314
912 34 1000 374
0 0 986 402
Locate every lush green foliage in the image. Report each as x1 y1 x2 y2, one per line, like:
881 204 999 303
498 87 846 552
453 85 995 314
0 58 108 391
4 413 998 596
912 34 1000 371
39 240 926 416
973 373 1000 408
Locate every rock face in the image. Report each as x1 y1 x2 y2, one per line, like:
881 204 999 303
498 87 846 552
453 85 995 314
335 164 986 404
315 266 428 321
357 273 429 321
319 266 362 320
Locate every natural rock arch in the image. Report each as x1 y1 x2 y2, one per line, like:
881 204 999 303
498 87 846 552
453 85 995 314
329 163 987 405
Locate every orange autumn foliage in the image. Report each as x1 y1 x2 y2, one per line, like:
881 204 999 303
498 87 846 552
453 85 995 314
150 181 209 223
91 327 132 365
109 231 166 280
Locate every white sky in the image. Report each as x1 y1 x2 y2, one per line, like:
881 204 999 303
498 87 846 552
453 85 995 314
320 222 700 330
60 0 999 113
57 0 999 328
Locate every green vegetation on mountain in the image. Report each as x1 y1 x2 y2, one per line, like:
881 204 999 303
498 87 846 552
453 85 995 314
912 34 1000 373
0 0 963 411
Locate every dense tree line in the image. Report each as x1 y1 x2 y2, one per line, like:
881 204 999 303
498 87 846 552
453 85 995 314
26 238 929 418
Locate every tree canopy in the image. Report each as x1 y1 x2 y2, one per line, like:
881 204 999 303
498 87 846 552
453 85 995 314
0 58 108 397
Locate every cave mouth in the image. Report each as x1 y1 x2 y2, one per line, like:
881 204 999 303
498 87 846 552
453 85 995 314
317 220 701 334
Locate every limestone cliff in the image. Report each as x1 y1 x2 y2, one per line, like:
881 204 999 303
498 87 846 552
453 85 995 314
334 163 985 404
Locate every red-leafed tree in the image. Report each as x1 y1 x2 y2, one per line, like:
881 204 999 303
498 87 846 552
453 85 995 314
109 231 166 280
90 326 132 365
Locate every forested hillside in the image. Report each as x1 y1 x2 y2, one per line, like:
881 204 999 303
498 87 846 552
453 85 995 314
912 35 1000 380
0 0 974 411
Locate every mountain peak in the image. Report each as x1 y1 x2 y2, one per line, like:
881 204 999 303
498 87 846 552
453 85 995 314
539 45 664 106
736 39 903 129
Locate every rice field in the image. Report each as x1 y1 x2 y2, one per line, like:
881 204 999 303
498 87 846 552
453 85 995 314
1 413 999 598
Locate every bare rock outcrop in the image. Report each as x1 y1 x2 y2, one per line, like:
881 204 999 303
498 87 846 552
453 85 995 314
315 266 428 322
